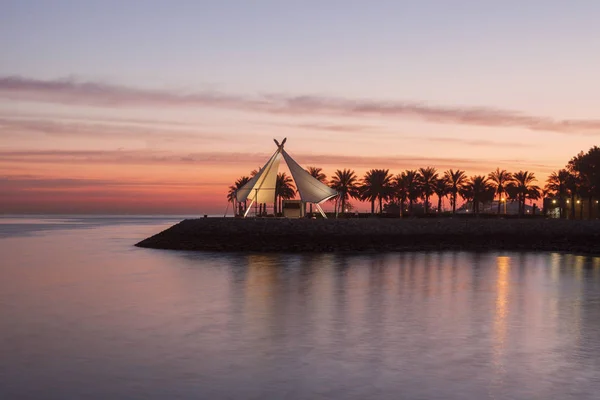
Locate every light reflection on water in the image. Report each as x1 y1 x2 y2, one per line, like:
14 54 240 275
1 218 600 399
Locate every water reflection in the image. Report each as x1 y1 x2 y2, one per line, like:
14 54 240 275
208 252 600 399
3 221 600 399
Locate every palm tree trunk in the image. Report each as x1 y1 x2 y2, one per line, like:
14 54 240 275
341 197 346 216
371 200 375 215
452 193 456 214
570 194 576 219
437 196 442 213
399 197 403 217
379 197 383 215
588 196 593 220
497 193 501 214
409 199 414 214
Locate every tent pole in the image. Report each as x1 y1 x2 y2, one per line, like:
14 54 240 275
244 199 255 217
223 201 230 218
316 203 327 219
255 189 258 217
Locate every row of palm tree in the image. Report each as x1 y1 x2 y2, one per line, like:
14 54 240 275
228 146 599 218
328 167 542 216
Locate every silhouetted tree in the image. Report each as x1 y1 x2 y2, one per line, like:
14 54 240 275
444 169 467 214
275 172 295 215
433 178 450 213
403 170 422 214
306 166 327 215
360 169 394 214
512 171 540 216
227 176 251 216
568 146 600 219
392 173 409 216
488 168 512 214
419 167 438 213
330 169 359 215
461 175 494 214
545 169 570 218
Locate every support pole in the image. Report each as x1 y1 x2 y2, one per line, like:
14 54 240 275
316 203 327 219
244 199 255 217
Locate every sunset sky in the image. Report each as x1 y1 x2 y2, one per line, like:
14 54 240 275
2 0 600 214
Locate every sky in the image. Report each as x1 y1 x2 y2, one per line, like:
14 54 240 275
1 0 600 214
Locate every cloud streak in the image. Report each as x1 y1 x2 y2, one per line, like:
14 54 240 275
0 149 555 173
0 116 229 144
414 136 535 148
2 75 600 134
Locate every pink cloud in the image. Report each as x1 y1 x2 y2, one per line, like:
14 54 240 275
2 75 600 134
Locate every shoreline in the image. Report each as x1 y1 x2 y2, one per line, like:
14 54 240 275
135 218 600 254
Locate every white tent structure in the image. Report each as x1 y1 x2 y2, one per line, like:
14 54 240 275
235 138 338 218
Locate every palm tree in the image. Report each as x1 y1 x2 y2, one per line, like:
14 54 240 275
433 178 450 213
526 186 542 214
227 176 251 216
461 175 494 214
512 171 540 216
274 172 295 215
393 173 409 216
419 167 438 213
329 169 359 215
360 169 394 215
488 168 512 214
306 166 327 215
444 169 467 214
545 169 570 218
403 170 422 214
250 167 261 177
568 146 600 219
563 172 580 219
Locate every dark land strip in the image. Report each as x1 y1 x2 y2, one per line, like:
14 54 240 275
136 218 600 254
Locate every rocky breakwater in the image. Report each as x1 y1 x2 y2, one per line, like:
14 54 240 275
135 218 600 253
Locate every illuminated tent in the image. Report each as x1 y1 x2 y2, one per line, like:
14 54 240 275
235 138 338 217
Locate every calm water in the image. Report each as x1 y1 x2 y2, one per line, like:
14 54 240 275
1 216 600 399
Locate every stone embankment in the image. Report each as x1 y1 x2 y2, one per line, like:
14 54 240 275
135 218 600 254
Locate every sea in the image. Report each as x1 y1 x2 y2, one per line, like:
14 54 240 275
1 215 600 399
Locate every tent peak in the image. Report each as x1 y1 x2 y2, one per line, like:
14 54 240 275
273 137 287 150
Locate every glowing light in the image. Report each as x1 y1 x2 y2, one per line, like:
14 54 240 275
501 197 505 202
552 199 556 204
567 200 570 204
577 200 581 204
